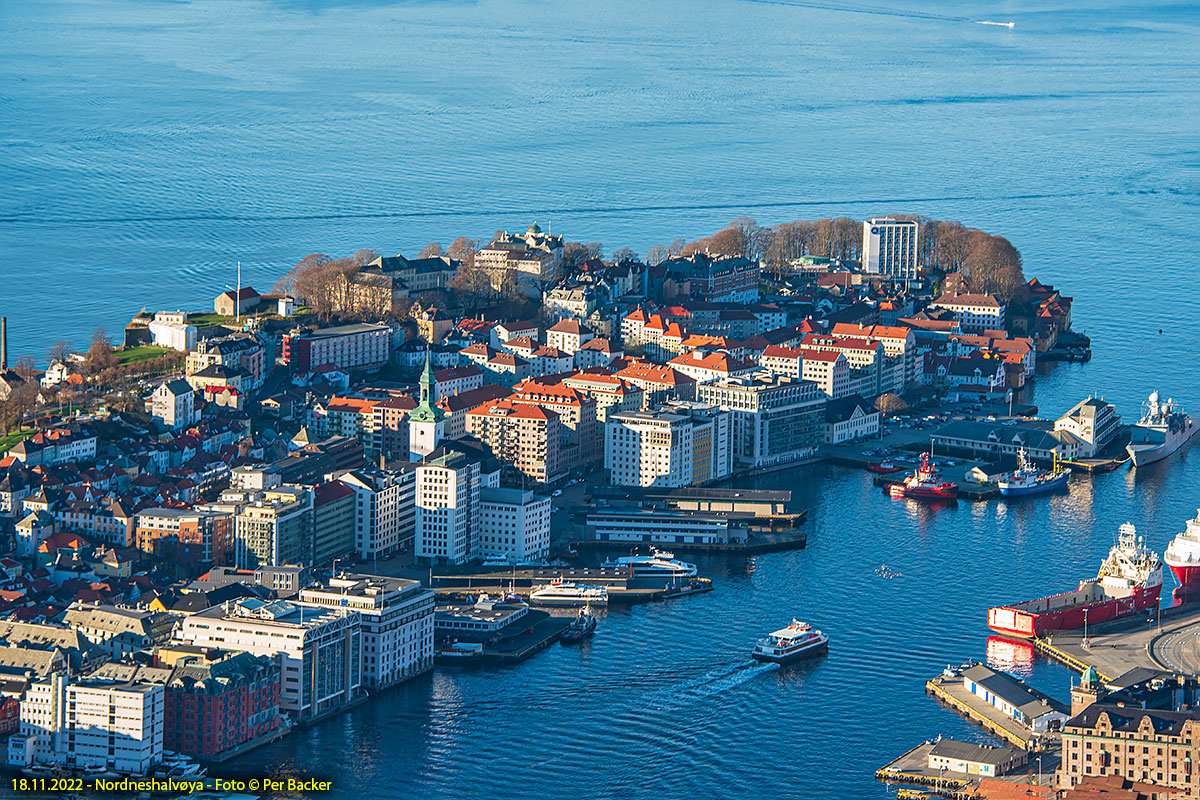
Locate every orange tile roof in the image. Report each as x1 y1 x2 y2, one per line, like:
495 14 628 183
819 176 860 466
467 397 559 421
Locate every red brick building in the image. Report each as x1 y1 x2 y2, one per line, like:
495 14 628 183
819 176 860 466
164 651 282 759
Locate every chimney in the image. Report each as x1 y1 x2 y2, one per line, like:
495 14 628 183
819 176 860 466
1 316 6 370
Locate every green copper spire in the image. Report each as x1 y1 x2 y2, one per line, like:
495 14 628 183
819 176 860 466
411 346 443 423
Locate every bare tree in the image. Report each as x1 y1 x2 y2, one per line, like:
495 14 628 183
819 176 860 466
47 340 73 366
611 247 639 264
448 236 479 268
417 242 444 259
85 329 117 375
351 248 379 267
645 244 668 265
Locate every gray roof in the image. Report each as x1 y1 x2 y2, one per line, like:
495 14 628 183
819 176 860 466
63 604 158 637
0 645 65 677
962 664 1068 718
928 738 1021 766
932 420 1070 453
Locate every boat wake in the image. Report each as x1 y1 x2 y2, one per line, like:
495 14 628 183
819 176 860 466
646 662 780 710
975 20 1016 29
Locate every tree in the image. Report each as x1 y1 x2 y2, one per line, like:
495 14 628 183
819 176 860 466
46 340 73 366
965 234 1024 301
447 236 479 268
417 242 443 259
645 244 668 265
85 329 117 375
611 246 639 264
562 241 603 271
667 238 688 258
875 393 908 414
351 248 379 267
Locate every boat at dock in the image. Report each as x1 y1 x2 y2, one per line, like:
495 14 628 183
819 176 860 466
559 605 598 644
1164 509 1200 594
987 523 1162 638
436 640 485 662
867 459 900 474
529 579 609 607
600 550 698 580
1127 391 1196 467
997 448 1069 497
752 619 828 664
887 452 958 500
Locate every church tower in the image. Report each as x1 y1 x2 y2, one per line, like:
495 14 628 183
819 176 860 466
408 347 445 461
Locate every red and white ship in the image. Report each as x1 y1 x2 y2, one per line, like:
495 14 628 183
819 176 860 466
988 523 1162 638
888 452 958 499
1164 509 1200 593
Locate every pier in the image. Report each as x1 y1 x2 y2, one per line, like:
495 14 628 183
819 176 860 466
876 740 1059 799
925 673 1050 750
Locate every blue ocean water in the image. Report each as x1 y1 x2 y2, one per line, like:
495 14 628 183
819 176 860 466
2 0 1200 797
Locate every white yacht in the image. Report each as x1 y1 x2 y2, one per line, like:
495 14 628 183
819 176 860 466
752 619 829 664
601 550 698 580
529 580 609 607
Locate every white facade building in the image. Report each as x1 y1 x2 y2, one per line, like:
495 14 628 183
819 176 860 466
176 598 362 720
414 449 481 565
7 674 163 776
336 469 415 559
862 217 918 280
297 575 434 688
605 402 732 488
151 378 196 430
476 488 552 561
148 310 197 352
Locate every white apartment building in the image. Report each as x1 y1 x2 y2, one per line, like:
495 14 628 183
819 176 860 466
176 598 362 720
929 293 1007 334
698 373 826 468
476 488 552 561
605 402 732 488
414 448 481 565
862 217 919 280
151 378 196 430
297 574 434 688
336 469 415 559
234 486 313 569
760 346 853 398
7 674 163 776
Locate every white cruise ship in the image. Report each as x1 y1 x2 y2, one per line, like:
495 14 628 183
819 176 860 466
1127 391 1196 467
529 580 609 607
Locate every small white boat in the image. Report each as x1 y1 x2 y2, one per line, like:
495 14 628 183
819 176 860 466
529 579 609 607
752 619 829 664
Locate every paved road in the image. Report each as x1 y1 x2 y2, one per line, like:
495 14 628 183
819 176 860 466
1153 624 1200 675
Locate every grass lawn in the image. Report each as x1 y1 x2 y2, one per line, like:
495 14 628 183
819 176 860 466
116 345 176 364
0 428 35 454
186 313 235 327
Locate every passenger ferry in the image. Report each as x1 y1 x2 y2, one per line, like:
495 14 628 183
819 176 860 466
752 619 829 664
529 580 610 607
601 550 698 580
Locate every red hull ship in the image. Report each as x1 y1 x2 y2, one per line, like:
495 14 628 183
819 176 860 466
1164 510 1200 594
888 452 957 499
868 460 901 474
988 523 1162 638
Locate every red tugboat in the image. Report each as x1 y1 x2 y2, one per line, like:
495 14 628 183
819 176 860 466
988 523 1163 638
887 452 958 499
867 459 901 474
